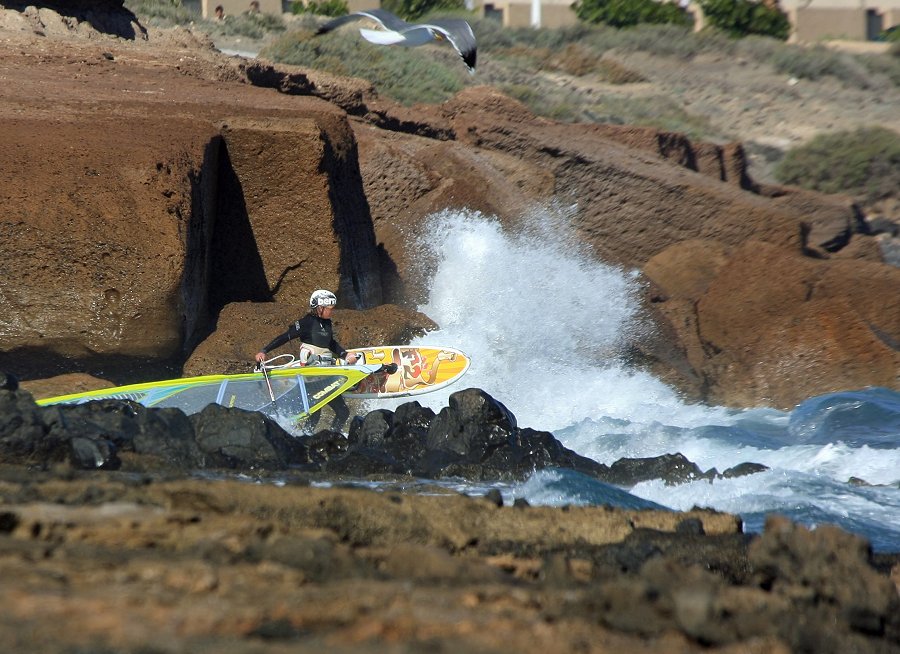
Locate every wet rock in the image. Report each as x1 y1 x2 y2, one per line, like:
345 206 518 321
69 435 119 470
426 388 518 457
721 462 769 478
189 404 306 471
301 430 348 464
348 408 393 448
1 371 18 391
605 453 710 486
336 389 610 481
42 400 201 471
322 446 407 476
0 389 55 465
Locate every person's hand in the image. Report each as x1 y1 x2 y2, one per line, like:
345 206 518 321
255 351 266 363
345 352 360 364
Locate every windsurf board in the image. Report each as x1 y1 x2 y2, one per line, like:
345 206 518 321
344 345 470 399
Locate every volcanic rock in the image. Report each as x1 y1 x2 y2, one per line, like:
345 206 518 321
645 240 900 407
2 3 899 411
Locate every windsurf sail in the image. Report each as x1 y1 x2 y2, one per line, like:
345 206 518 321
36 365 383 421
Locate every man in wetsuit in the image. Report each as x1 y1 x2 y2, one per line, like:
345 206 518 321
254 289 359 431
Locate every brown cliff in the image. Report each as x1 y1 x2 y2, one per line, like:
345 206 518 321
0 4 897 408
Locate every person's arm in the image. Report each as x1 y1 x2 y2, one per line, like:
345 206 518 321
255 323 300 362
330 337 360 364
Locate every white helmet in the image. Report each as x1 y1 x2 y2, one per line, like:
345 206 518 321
309 289 337 310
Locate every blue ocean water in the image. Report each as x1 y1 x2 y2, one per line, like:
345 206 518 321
372 207 900 553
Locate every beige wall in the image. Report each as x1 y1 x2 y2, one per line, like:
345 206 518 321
764 0 900 40
790 7 868 40
780 0 900 10
690 0 896 41
476 0 579 28
346 0 379 12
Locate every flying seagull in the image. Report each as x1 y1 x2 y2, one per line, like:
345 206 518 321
315 8 477 73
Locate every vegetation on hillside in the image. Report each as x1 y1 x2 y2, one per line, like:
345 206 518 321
263 27 467 105
380 0 467 21
574 0 691 29
775 127 900 204
292 0 349 18
125 0 287 38
697 0 790 40
124 0 900 197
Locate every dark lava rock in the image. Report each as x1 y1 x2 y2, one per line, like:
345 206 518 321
43 400 200 470
1 371 18 391
189 404 307 471
605 453 710 486
0 389 59 465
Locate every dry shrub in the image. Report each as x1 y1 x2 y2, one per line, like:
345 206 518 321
551 43 598 76
598 58 647 84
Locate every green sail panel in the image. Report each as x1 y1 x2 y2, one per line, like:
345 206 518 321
36 366 380 421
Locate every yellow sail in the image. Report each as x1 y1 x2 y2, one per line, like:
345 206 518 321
37 365 381 421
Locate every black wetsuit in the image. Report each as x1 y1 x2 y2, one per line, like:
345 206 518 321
259 313 350 432
260 313 348 360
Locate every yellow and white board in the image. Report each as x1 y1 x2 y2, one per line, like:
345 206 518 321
345 346 470 399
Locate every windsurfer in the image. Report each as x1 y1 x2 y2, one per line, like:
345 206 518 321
254 290 360 431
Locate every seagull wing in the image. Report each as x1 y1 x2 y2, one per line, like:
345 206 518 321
358 27 408 45
315 8 411 35
417 19 477 73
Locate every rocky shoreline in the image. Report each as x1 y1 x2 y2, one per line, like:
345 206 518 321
2 5 900 650
3 380 900 652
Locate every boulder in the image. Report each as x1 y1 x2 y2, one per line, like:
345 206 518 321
42 400 200 470
19 373 114 401
189 403 307 471
0 389 56 466
645 240 900 408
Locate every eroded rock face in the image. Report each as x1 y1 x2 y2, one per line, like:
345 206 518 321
0 4 897 409
645 240 900 408
353 86 898 406
0 19 382 381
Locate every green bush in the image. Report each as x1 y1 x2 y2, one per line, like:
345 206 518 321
380 0 466 21
293 0 348 17
880 26 900 43
574 0 692 29
697 0 790 40
123 0 194 25
768 44 874 88
208 11 287 39
774 127 900 204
